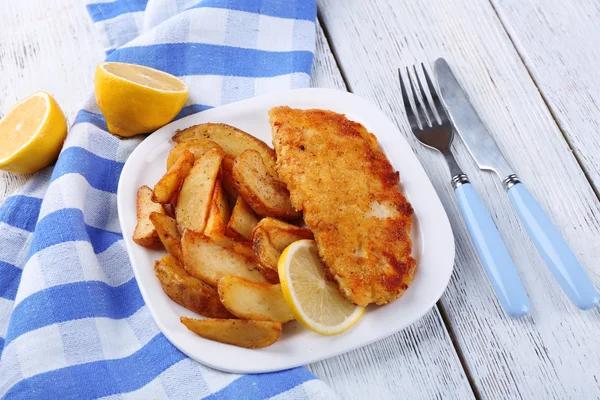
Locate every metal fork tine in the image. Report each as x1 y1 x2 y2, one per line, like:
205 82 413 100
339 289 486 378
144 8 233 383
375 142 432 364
421 63 449 124
398 68 419 129
413 65 437 126
406 67 429 128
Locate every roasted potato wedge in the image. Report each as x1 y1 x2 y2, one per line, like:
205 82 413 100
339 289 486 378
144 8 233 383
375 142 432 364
226 197 259 241
172 123 278 177
133 185 165 247
166 139 222 170
233 150 299 219
150 212 182 261
218 275 294 322
251 218 314 283
152 150 194 204
182 230 267 287
220 155 238 198
176 147 224 233
154 254 233 318
180 317 281 348
204 181 230 238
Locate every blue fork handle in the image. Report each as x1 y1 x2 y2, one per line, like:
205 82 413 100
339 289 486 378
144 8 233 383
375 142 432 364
455 182 530 318
507 183 599 310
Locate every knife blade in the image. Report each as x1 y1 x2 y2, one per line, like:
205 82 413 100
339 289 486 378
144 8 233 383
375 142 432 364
434 58 514 181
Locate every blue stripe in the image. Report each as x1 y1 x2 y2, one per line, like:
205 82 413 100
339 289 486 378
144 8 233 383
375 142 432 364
0 261 21 301
107 43 314 78
175 104 213 120
73 109 108 131
4 334 185 399
189 0 316 21
4 278 143 347
29 208 122 257
0 195 42 232
86 0 148 22
205 367 316 400
51 147 123 194
0 336 4 355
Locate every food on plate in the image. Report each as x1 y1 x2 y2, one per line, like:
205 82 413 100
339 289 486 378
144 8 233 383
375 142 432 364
220 155 238 198
155 254 234 318
225 197 259 241
180 317 282 349
278 240 364 335
152 150 195 204
204 181 231 238
166 139 222 170
172 123 278 177
233 150 299 219
149 212 182 261
270 107 416 306
218 275 294 323
251 217 313 283
181 230 267 287
95 62 189 136
175 147 224 233
0 91 67 174
133 185 165 247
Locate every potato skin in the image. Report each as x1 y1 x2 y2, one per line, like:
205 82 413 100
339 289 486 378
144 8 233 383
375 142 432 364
133 185 164 247
152 150 195 204
150 212 182 262
154 254 234 318
225 196 259 241
180 317 282 348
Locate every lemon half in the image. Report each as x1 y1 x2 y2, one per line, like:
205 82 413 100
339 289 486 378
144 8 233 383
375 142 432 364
278 240 365 335
0 92 67 174
94 62 189 137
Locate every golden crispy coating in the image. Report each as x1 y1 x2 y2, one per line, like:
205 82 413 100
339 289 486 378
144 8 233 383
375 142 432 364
269 107 416 306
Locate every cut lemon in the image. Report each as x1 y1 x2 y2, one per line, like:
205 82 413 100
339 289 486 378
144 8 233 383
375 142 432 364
278 240 365 335
94 62 189 137
0 92 67 174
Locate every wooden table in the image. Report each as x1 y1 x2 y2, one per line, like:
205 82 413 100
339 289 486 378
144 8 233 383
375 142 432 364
2 1 600 398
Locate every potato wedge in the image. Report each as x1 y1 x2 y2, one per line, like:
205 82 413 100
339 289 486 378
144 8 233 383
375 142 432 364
252 218 314 283
233 150 299 219
133 185 165 247
172 123 278 177
152 150 194 204
176 147 224 233
220 155 238 198
150 212 182 261
218 275 294 322
226 197 259 241
204 181 230 238
180 317 281 348
154 254 233 318
166 139 222 170
182 230 267 287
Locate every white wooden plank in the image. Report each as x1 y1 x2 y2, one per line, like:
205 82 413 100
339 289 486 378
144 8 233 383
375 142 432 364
490 0 600 198
307 20 474 400
318 0 600 398
0 0 104 205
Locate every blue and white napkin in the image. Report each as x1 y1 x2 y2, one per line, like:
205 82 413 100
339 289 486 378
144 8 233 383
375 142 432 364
0 1 338 398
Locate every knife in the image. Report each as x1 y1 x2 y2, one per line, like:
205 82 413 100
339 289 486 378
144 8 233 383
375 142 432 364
434 58 599 310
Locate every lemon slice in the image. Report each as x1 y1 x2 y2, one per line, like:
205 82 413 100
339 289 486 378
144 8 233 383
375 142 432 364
0 92 67 174
278 240 365 335
94 62 189 137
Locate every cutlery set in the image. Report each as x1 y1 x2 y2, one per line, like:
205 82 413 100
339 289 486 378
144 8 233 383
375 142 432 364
399 58 598 317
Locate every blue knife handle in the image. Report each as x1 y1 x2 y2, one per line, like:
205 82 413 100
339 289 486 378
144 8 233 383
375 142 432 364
455 182 530 317
507 183 599 310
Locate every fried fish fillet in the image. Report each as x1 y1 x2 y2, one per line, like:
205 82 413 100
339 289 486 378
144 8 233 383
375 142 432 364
269 107 416 306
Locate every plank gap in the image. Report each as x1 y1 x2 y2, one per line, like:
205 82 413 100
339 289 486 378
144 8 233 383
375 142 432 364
316 11 352 91
486 0 600 202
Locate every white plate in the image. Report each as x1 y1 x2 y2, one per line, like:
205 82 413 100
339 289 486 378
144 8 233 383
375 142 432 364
117 88 455 374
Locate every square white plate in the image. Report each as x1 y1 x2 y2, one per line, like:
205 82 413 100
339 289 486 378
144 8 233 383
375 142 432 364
117 88 455 374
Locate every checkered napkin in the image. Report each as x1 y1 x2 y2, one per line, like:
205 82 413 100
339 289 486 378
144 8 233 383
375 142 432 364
0 1 338 398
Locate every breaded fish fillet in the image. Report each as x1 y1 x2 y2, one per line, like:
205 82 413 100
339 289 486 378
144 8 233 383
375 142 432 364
269 107 416 306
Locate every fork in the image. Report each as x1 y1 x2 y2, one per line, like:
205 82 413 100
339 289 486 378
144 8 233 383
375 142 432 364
399 64 530 318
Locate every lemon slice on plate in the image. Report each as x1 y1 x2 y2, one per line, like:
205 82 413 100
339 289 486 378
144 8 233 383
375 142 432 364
0 91 67 174
95 62 189 137
278 239 365 335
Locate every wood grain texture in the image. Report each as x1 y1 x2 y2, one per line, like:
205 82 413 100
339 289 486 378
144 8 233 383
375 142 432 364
318 0 600 398
490 0 600 197
307 19 474 400
0 0 104 205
